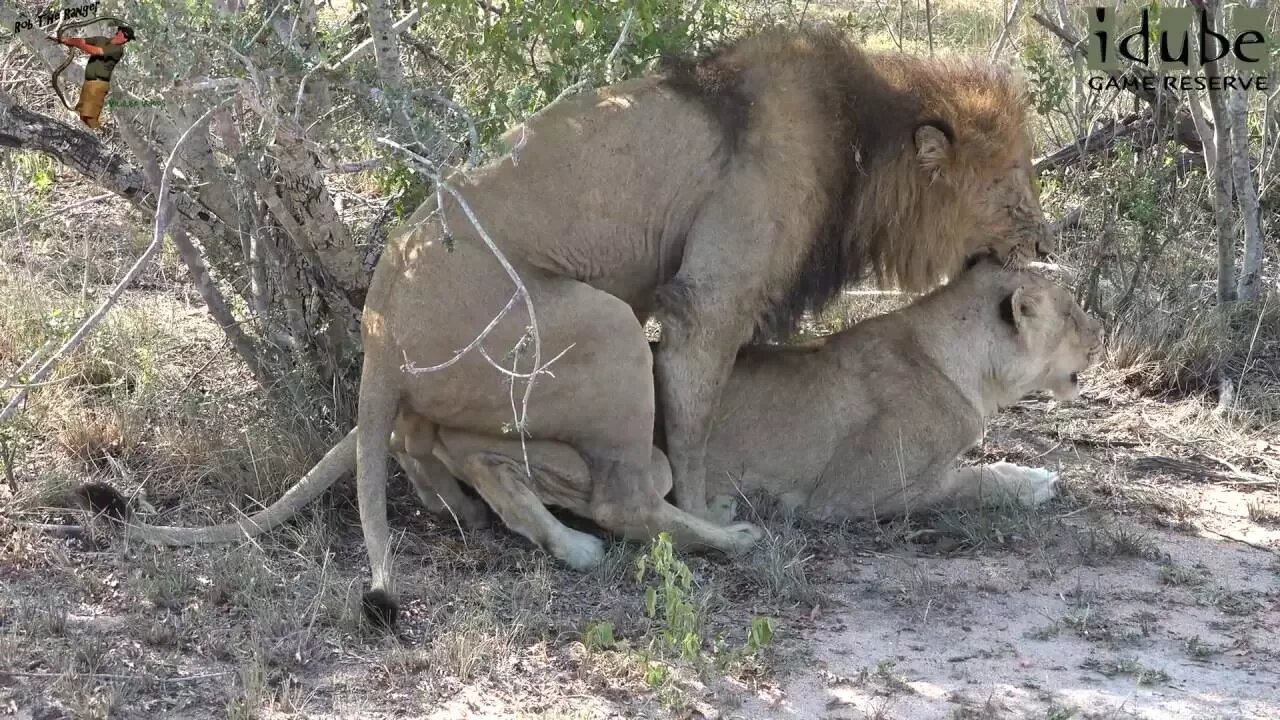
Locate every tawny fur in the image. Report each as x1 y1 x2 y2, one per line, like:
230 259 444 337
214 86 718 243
699 257 1101 519
109 25 1051 628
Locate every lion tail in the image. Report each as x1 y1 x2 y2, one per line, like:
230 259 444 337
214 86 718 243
122 427 357 546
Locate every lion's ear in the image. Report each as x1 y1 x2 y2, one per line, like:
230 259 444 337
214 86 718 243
914 122 952 176
1002 285 1042 332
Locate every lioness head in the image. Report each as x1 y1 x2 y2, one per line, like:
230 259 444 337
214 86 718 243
995 265 1102 401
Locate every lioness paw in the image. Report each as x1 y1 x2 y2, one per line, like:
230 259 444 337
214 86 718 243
708 494 739 525
984 462 1058 507
549 528 606 571
721 522 764 555
1016 466 1059 506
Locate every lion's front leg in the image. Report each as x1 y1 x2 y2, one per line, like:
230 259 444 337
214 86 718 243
653 321 742 519
655 170 803 520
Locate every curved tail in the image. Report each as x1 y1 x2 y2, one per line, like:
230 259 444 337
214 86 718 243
126 428 357 546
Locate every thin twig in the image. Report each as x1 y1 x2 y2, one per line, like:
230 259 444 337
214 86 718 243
418 90 482 168
401 291 521 374
0 670 233 684
0 193 115 239
0 337 56 392
0 100 230 424
605 9 636 84
1201 528 1277 554
989 0 1025 59
377 138 578 474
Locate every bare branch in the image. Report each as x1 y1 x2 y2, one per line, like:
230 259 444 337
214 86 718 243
377 137 581 473
400 292 521 374
1033 112 1187 173
605 9 636 84
418 91 482 168
989 0 1026 59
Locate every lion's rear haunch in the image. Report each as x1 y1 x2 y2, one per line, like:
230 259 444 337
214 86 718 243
659 25 1044 340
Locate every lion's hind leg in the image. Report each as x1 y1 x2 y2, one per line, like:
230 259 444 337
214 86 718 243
391 411 489 529
455 451 605 570
587 452 761 556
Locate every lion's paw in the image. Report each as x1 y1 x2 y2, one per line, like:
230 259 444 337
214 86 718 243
1015 466 1059 506
708 494 738 526
986 462 1058 507
550 528 606 571
720 521 764 555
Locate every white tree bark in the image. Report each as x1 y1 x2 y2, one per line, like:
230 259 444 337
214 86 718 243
1229 88 1265 299
361 0 416 141
1198 0 1239 303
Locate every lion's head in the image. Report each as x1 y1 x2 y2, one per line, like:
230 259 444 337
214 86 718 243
868 54 1052 293
985 262 1102 402
662 26 1053 337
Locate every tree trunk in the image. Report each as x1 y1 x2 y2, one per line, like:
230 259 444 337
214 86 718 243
1197 0 1239 303
1229 89 1265 299
362 0 417 142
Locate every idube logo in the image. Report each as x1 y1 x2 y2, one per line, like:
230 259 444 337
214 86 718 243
1087 5 1270 92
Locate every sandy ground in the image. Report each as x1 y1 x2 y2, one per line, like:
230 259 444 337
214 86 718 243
736 524 1279 720
4 382 1280 720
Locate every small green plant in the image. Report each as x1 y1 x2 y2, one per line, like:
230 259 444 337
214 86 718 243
635 532 702 662
583 621 616 651
1160 563 1206 587
1185 635 1216 659
372 160 431 220
744 616 775 655
1045 705 1079 720
642 660 669 688
633 533 778 675
1022 37 1070 117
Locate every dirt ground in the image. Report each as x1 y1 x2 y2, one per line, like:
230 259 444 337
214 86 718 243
3 310 1278 720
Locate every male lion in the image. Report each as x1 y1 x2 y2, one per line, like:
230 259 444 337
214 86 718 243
99 25 1051 628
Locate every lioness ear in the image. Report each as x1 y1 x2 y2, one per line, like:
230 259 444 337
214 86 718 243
914 121 953 176
1001 285 1041 332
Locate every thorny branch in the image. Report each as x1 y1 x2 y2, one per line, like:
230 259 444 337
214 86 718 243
0 99 231 425
376 137 575 474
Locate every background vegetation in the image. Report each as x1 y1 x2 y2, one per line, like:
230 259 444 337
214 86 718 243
0 0 1276 718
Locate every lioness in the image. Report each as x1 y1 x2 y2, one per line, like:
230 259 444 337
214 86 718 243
104 25 1052 627
696 255 1101 519
100 259 1093 616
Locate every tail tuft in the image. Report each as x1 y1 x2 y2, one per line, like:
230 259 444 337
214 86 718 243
72 482 130 521
361 589 399 631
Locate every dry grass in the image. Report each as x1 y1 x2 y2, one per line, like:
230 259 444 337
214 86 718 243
3 4 1280 716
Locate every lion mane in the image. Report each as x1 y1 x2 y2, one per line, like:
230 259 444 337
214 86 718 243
661 26 1039 339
